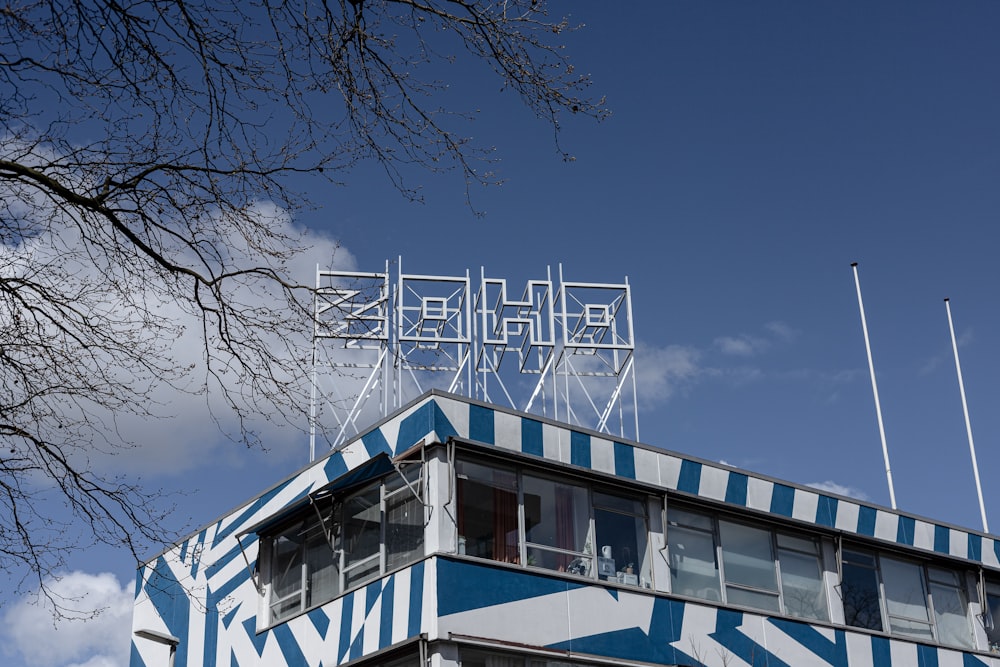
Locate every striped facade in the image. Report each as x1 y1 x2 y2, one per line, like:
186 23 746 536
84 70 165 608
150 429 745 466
131 390 1000 667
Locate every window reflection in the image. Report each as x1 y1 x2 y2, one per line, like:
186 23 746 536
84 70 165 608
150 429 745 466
455 456 650 587
668 508 827 621
841 548 972 648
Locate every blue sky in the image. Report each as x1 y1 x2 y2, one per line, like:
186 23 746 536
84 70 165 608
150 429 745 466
4 2 1000 665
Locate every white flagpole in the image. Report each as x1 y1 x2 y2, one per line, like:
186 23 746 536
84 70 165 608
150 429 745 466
852 262 897 509
944 298 989 533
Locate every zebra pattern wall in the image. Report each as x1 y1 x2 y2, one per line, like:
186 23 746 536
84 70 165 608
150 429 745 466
130 390 1000 667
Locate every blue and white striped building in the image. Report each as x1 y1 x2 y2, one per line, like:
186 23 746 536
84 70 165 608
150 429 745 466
131 390 1000 667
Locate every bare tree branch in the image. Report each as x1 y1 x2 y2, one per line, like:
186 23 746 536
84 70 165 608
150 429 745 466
0 0 605 606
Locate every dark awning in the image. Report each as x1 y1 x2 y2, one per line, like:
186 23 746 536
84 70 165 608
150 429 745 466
241 453 395 537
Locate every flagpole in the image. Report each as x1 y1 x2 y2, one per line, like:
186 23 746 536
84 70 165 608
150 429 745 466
852 262 897 510
944 298 989 533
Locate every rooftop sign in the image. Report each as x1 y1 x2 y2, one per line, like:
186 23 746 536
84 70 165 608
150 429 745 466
310 260 638 457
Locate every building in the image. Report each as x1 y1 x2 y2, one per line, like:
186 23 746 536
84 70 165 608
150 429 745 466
131 390 1000 667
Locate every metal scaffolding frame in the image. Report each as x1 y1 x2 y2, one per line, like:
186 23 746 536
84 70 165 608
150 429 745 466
309 261 639 459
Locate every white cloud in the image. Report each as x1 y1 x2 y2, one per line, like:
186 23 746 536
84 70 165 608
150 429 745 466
764 320 799 342
2 187 357 478
634 342 702 405
94 212 357 476
714 334 768 357
806 480 870 501
0 572 131 667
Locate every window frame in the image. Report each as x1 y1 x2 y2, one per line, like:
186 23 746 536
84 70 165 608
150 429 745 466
260 461 426 627
454 453 653 588
667 505 829 622
840 544 974 649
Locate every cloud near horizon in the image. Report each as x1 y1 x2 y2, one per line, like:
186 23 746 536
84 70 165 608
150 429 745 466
2 195 357 480
0 571 132 667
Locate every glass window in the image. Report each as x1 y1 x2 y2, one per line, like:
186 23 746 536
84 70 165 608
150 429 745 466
341 485 382 589
840 548 973 647
385 465 424 570
927 567 972 649
268 518 338 623
455 457 653 587
881 557 933 641
777 534 828 622
841 549 883 631
594 490 649 587
263 465 426 626
985 582 1000 652
668 510 721 602
719 520 780 613
523 474 591 571
462 648 601 667
456 459 519 563
669 509 828 620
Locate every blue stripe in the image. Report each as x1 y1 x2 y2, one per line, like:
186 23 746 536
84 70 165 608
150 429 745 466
933 525 950 554
129 641 147 667
349 624 365 662
309 606 331 639
221 601 242 629
968 534 982 562
897 516 915 546
338 591 355 664
397 402 436 452
816 495 838 528
379 576 395 649
190 529 206 579
146 557 189 666
770 484 795 517
408 561 425 638
274 623 308 666
857 506 877 536
571 431 591 468
204 534 257 581
614 442 636 479
241 616 267 658
366 578 381 614
324 451 349 480
724 473 748 506
362 429 392 457
677 460 702 495
469 404 495 444
522 417 544 456
871 636 891 665
917 642 939 667
212 479 297 547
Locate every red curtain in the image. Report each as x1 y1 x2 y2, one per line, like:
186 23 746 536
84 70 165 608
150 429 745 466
555 485 575 569
493 487 518 563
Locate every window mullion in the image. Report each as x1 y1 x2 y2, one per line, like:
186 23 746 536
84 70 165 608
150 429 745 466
772 533 785 616
713 518 727 605
588 489 596 580
875 554 891 634
299 545 309 613
517 471 526 568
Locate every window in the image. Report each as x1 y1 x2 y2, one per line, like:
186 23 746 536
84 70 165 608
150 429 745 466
455 456 650 587
267 517 338 623
262 463 425 625
841 547 973 648
461 647 605 667
456 459 519 562
593 491 649 587
984 581 1000 652
667 507 828 622
522 474 591 572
